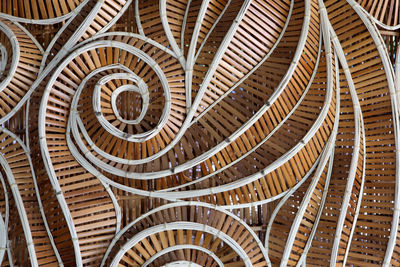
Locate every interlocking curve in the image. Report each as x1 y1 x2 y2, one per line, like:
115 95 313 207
0 0 399 266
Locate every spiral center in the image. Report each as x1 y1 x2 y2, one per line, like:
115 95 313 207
161 261 202 267
0 44 6 75
115 90 142 122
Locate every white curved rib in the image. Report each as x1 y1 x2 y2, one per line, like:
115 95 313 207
185 0 211 108
0 173 12 267
0 43 7 74
12 21 44 55
297 151 335 266
396 41 400 105
342 116 366 266
180 0 192 53
65 67 124 234
69 65 141 164
39 76 84 266
274 134 336 266
142 245 224 267
0 213 5 265
100 75 331 198
265 45 340 257
98 0 251 167
94 77 333 200
160 0 186 68
135 0 145 36
97 0 132 35
193 0 232 63
0 172 9 266
0 155 37 266
65 41 171 143
77 32 177 58
355 2 400 30
110 222 252 267
101 201 268 267
92 72 155 141
297 52 341 266
163 261 202 267
110 84 147 124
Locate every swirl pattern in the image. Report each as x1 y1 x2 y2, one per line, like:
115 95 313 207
0 0 399 266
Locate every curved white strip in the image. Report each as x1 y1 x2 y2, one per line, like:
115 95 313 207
142 245 223 267
101 201 268 266
69 65 145 165
0 213 5 265
297 52 340 266
97 0 132 35
0 172 11 266
110 222 252 267
160 0 186 68
342 118 366 266
0 43 7 74
396 41 400 107
191 0 294 125
77 32 177 58
135 0 145 36
185 0 211 108
163 261 202 267
13 21 44 55
72 1 256 169
110 84 147 124
69 41 171 144
180 0 192 52
193 0 232 63
101 0 250 166
0 155 37 266
96 75 332 198
352 1 400 30
265 45 341 254
297 151 335 266
92 72 156 140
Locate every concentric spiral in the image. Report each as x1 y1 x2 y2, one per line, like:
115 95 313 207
104 202 269 267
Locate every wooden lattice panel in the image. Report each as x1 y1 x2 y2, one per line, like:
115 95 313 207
0 0 399 266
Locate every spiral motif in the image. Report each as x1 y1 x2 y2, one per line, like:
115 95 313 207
1 0 400 266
